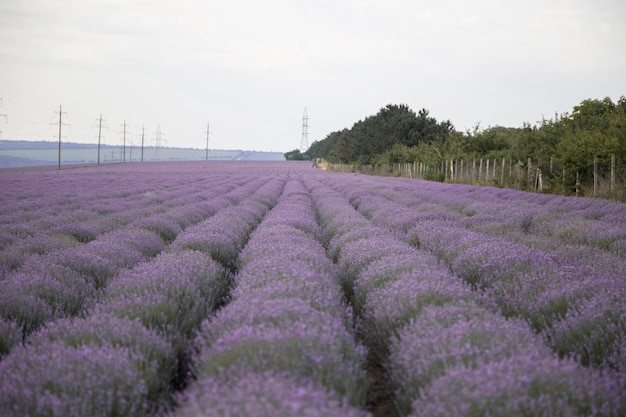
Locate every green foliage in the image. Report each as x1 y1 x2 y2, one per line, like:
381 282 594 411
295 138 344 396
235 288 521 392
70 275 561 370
283 149 308 160
306 104 453 164
308 97 626 196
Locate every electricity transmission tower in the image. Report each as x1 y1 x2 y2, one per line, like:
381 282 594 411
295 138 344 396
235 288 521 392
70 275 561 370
300 107 309 153
154 125 165 158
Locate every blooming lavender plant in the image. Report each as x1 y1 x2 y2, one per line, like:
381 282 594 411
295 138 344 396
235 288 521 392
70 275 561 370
0 342 151 417
0 283 53 339
545 288 626 371
387 302 552 414
410 353 623 417
0 317 21 358
27 313 175 408
197 298 367 403
170 370 371 417
100 250 231 340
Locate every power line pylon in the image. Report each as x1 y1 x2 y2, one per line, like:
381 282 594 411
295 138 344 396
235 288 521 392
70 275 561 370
154 125 166 158
300 107 309 153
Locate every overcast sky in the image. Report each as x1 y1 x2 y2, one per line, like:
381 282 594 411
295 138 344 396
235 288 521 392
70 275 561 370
1 0 624 152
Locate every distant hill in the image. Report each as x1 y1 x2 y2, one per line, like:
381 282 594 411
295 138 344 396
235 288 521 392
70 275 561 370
0 140 285 168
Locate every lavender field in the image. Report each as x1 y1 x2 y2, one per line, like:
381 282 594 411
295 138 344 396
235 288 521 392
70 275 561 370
1 161 625 417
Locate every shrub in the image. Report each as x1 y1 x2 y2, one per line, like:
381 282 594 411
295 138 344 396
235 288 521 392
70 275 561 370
0 342 151 417
171 371 371 417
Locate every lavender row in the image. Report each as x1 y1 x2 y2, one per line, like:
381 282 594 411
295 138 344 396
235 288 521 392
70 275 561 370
172 177 370 417
0 172 288 416
169 174 288 270
0 251 230 416
0 169 250 269
335 175 626 257
304 176 624 417
0 173 277 356
325 175 626 375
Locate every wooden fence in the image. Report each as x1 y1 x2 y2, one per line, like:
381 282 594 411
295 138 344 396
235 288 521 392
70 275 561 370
325 154 626 200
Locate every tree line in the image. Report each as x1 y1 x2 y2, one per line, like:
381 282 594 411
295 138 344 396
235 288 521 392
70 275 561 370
287 97 626 194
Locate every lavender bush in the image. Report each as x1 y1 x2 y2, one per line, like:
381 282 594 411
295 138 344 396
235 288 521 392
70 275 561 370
410 353 623 417
99 250 231 341
0 317 20 357
0 342 151 417
27 313 175 408
387 302 552 414
171 370 370 417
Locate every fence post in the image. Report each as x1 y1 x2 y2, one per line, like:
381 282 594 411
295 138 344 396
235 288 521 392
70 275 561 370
593 155 598 197
611 153 616 192
485 159 490 182
460 160 465 183
448 159 452 181
550 156 553 174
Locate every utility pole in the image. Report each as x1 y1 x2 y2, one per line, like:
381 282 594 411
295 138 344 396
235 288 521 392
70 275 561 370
300 107 309 153
120 120 128 163
141 125 145 162
205 122 210 161
94 114 107 165
51 105 69 170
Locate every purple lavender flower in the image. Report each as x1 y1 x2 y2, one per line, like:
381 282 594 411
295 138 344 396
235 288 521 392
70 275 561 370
0 342 151 417
0 317 21 358
388 302 551 414
99 250 230 340
170 370 371 417
0 281 53 338
410 353 624 417
545 288 626 371
27 313 175 406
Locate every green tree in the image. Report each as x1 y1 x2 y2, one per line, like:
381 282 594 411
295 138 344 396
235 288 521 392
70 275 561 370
284 149 308 160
